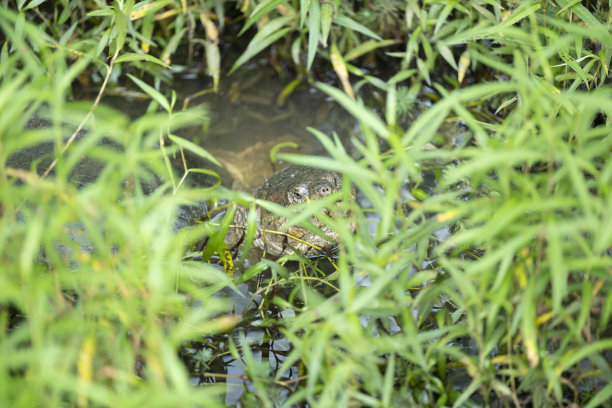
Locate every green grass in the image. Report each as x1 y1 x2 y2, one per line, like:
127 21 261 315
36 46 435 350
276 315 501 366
1 1 612 407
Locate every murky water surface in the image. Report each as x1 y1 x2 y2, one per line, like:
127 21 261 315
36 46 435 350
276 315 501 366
171 67 353 191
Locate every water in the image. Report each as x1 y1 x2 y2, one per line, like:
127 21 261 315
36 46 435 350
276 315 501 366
170 66 354 191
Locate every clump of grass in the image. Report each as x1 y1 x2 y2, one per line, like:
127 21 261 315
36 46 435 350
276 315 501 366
261 2 612 406
0 5 234 407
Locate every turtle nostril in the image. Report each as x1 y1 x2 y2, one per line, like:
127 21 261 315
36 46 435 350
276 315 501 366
320 185 331 195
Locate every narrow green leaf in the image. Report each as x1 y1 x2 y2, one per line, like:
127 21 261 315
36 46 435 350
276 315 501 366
59 52 93 93
386 84 396 126
350 269 396 313
599 290 612 333
96 31 110 56
306 0 320 70
114 6 127 51
335 15 382 41
24 0 48 11
575 280 593 339
306 324 332 398
161 27 187 63
276 152 374 185
584 383 612 408
186 168 222 190
202 205 235 261
59 22 77 46
521 280 539 368
388 69 416 84
382 353 395 407
299 0 310 29
168 134 222 166
229 27 292 75
270 141 300 162
343 39 397 61
416 57 431 85
437 42 457 70
561 145 595 222
240 0 287 35
452 378 482 408
547 223 566 313
499 0 540 28
559 339 612 371
237 204 258 266
434 3 454 35
127 73 170 112
315 82 389 139
320 2 333 47
276 78 302 106
115 52 172 68
566 58 591 90
237 261 270 284
87 9 115 17
14 12 25 50
214 0 225 30
556 0 604 29
128 0 171 20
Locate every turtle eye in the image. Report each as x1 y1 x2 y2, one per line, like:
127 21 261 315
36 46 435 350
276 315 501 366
290 185 308 203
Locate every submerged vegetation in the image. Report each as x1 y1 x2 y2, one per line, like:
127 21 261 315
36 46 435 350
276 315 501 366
1 0 611 407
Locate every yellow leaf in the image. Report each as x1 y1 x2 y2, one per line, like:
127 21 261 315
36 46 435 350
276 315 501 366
331 43 354 99
524 337 539 368
220 248 235 275
436 209 459 222
536 311 553 326
241 0 250 13
514 263 527 289
199 10 218 44
458 51 470 84
129 3 154 20
77 336 96 407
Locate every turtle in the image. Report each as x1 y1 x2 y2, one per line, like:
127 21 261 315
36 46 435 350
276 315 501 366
223 165 355 258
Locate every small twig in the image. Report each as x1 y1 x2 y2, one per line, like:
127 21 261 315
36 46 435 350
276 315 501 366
202 372 247 380
42 49 119 178
288 275 339 291
275 375 308 388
